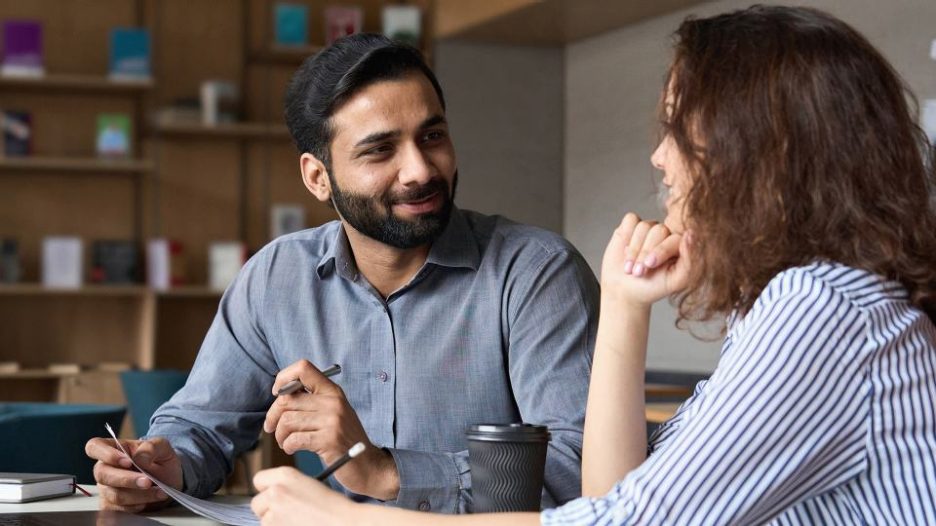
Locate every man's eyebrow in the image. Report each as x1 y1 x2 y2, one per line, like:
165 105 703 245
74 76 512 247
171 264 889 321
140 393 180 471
354 130 400 148
421 115 447 129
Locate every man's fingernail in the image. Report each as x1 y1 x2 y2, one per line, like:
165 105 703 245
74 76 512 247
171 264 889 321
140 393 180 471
633 263 644 276
644 255 657 268
623 260 634 273
136 477 149 489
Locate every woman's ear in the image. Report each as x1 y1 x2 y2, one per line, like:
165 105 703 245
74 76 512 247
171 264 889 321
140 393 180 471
300 153 331 203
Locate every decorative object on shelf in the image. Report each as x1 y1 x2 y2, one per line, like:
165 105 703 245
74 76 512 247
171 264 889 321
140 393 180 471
208 241 246 291
324 6 362 45
41 236 82 289
271 203 306 239
200 80 240 126
274 3 310 47
0 238 20 283
1 19 44 77
147 238 185 290
108 27 151 81
90 240 139 284
1 109 32 156
95 113 132 158
382 5 421 48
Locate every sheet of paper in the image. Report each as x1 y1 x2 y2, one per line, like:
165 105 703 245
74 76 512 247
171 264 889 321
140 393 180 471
105 423 259 526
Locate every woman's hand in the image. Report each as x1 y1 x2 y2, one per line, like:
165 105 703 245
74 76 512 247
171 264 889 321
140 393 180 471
601 212 692 307
251 467 363 526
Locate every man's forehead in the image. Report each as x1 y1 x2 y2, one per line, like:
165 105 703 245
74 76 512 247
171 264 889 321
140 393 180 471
330 74 443 142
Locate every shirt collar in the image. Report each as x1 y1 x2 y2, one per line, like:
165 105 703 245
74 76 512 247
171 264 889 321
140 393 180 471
315 207 480 280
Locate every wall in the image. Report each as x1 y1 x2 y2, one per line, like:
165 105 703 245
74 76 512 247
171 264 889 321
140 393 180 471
564 0 936 371
434 40 565 233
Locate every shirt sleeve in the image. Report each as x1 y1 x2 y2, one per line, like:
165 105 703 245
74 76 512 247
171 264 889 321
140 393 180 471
543 268 871 525
145 250 279 498
381 248 599 514
508 248 600 507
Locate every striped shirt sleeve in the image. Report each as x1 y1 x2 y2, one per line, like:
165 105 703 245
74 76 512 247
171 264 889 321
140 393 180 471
543 268 872 525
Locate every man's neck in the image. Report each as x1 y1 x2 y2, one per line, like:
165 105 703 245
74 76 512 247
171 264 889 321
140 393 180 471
343 224 431 299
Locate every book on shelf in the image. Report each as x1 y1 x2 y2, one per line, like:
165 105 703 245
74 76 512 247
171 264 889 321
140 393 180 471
95 113 132 158
47 363 83 374
274 3 309 47
1 20 44 77
147 238 185 290
108 27 151 81
1 109 32 157
0 238 20 283
96 361 131 372
0 362 20 373
382 5 422 48
271 203 306 239
324 6 362 45
199 80 240 126
209 241 246 292
90 240 139 284
41 236 82 289
0 473 75 503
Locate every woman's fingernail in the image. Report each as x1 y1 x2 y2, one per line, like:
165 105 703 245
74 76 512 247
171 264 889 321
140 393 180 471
644 254 657 268
623 261 634 274
633 263 645 276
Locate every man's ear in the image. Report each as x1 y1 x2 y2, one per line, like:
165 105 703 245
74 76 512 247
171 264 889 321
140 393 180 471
300 153 331 203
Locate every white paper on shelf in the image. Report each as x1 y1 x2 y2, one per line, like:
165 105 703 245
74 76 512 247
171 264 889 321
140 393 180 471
105 423 259 526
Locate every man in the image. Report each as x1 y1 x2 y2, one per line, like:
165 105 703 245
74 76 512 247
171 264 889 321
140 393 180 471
86 33 599 514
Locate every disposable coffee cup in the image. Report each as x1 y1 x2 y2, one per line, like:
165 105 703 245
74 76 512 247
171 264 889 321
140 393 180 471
466 423 550 513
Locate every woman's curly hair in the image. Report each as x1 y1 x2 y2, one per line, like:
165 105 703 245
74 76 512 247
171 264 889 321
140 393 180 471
663 5 936 325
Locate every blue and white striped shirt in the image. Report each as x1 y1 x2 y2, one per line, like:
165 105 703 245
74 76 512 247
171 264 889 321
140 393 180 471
543 262 936 525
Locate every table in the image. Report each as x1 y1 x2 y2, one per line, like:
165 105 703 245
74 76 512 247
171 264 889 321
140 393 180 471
645 402 682 424
0 485 250 525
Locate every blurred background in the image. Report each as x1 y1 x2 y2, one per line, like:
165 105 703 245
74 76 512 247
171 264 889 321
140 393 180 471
0 0 934 488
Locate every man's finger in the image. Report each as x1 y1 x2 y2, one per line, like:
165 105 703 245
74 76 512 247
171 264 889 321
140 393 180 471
94 462 151 490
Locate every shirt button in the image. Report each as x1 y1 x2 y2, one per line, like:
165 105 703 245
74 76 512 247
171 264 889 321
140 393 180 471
418 501 430 511
377 371 389 382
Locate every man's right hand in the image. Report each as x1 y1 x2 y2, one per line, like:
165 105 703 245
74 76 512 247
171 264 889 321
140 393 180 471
85 436 183 513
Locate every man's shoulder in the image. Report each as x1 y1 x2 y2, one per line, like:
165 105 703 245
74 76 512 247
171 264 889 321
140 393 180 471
460 209 578 260
249 220 343 268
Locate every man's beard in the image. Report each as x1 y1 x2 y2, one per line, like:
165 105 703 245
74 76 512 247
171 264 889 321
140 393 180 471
329 171 458 249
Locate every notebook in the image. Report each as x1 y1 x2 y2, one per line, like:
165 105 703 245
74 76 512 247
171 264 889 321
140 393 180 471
0 473 74 503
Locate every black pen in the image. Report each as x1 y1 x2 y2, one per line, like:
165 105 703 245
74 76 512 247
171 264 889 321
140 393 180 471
315 442 366 481
277 364 342 396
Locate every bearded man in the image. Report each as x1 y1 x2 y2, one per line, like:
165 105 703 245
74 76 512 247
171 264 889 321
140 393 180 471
86 33 599 515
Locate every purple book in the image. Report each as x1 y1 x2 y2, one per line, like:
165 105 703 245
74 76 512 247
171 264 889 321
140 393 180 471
2 20 43 75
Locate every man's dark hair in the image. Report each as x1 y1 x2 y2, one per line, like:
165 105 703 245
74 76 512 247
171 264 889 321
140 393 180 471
284 33 445 168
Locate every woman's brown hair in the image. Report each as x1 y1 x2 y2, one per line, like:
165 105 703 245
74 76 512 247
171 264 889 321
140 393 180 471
664 5 936 324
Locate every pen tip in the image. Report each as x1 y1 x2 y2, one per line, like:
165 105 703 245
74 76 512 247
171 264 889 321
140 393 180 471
349 442 366 458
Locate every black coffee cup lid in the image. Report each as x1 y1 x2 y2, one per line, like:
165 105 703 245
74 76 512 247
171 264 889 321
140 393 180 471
466 423 550 443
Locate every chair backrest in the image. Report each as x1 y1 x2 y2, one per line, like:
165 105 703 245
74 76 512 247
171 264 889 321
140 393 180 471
0 403 126 484
120 369 188 437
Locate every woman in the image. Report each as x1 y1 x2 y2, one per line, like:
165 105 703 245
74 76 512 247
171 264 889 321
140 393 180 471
250 5 936 524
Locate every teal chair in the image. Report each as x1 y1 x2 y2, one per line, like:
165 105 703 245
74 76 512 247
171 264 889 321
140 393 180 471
0 403 126 484
120 369 188 437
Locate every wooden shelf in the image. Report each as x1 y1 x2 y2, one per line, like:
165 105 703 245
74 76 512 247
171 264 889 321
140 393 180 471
152 121 291 140
0 73 153 94
250 45 323 65
0 156 154 174
156 286 224 299
0 284 148 297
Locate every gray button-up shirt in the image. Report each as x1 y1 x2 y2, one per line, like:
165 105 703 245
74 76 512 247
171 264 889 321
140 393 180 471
148 208 599 513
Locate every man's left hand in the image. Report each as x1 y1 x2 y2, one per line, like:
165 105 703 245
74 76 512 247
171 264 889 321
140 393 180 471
264 360 400 501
